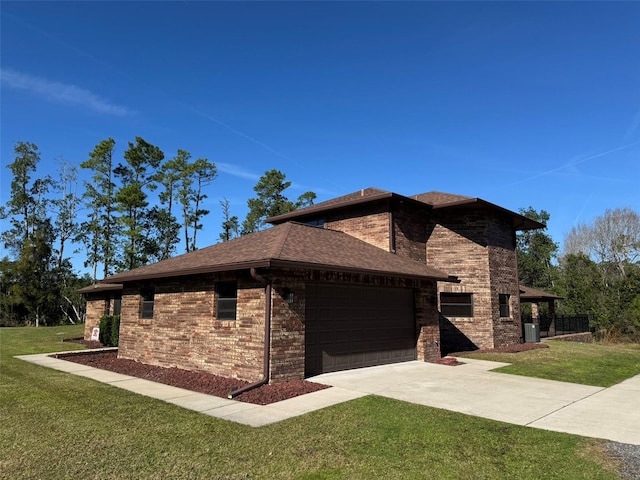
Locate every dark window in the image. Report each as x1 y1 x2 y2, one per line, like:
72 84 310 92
140 287 155 319
499 294 510 317
104 298 111 316
113 295 122 317
216 282 237 320
440 292 474 317
305 218 325 227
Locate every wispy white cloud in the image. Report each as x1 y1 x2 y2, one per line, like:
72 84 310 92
216 163 336 198
216 162 261 182
506 141 640 188
0 68 133 116
291 182 337 197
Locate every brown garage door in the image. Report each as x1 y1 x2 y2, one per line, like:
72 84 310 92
305 284 416 376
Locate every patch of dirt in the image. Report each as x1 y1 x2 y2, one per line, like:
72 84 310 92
54 350 329 405
450 342 549 357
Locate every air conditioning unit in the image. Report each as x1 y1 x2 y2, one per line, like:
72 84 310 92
524 323 540 343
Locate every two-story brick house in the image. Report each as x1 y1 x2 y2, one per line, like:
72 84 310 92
80 187 542 385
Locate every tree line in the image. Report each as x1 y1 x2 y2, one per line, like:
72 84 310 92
2 138 637 339
517 207 640 341
0 139 315 326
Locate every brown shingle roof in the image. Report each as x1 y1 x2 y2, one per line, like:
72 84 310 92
104 222 457 283
267 187 397 224
412 191 544 231
76 283 123 294
519 285 562 301
411 191 474 206
268 187 543 231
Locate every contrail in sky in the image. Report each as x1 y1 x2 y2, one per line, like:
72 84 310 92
507 141 640 187
181 104 293 163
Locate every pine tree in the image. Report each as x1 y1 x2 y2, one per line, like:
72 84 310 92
80 138 117 280
241 169 316 234
114 137 164 270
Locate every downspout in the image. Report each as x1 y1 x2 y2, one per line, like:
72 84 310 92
228 267 272 399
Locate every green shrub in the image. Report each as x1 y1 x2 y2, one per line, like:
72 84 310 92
98 315 121 347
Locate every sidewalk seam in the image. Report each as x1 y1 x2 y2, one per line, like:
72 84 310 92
524 387 606 427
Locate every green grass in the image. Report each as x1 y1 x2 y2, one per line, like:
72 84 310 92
0 326 623 479
460 341 640 387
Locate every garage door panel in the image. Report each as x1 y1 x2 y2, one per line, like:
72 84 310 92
305 284 416 376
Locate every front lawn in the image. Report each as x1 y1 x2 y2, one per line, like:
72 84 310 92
0 326 621 479
459 340 640 387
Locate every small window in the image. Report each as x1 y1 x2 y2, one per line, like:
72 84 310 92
305 218 324 227
499 294 510 318
113 295 122 317
216 282 237 320
104 298 111 316
140 287 155 319
440 292 474 317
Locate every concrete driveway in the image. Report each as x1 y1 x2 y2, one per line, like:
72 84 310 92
17 353 640 442
311 359 640 445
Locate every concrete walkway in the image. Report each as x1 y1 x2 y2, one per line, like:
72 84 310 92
16 353 640 445
16 352 366 427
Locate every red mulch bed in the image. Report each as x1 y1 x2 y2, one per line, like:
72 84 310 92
449 342 549 357
54 348 329 405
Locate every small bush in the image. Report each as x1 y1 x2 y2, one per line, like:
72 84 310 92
98 315 121 347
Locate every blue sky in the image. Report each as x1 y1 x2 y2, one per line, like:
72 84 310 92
2 1 639 275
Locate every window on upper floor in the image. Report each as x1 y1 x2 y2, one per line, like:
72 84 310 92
216 282 237 320
499 293 510 318
440 292 474 317
305 218 325 227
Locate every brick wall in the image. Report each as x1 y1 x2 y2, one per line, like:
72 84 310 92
393 206 428 263
84 295 107 340
115 268 440 383
118 273 266 383
425 209 523 352
324 204 391 251
414 282 440 362
427 214 493 351
269 273 306 382
487 217 523 347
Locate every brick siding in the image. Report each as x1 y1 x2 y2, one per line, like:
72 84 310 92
426 210 522 352
118 273 266 383
84 296 107 340
393 206 428 263
114 267 440 384
323 204 391 252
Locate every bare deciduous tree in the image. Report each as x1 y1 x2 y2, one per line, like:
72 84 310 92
564 208 640 276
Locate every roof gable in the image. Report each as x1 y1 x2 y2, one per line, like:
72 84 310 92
414 193 545 231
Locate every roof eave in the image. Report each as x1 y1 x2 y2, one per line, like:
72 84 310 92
76 283 123 294
433 198 545 231
103 257 458 285
268 259 459 282
266 192 433 224
105 259 273 283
